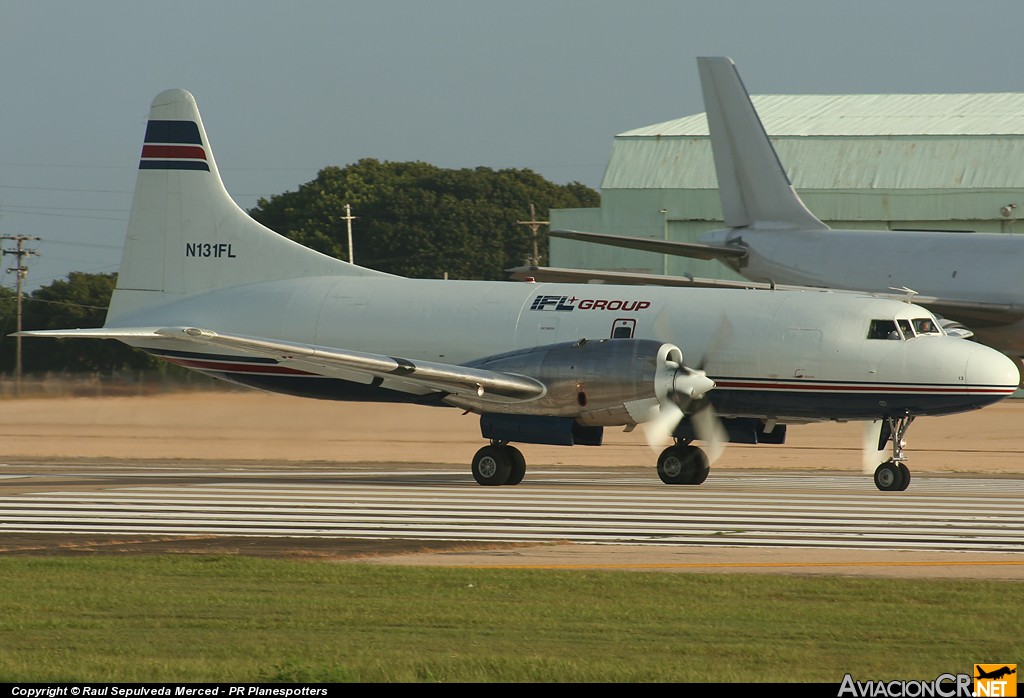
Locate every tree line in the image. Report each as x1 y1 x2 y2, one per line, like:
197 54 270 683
0 160 599 374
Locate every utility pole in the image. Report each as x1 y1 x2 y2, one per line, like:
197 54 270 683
342 204 357 263
2 234 41 396
517 203 548 266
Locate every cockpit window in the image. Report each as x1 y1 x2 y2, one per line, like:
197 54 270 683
868 319 901 340
869 317 943 341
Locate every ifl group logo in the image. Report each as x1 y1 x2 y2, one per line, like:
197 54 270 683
837 664 1017 697
975 664 1017 697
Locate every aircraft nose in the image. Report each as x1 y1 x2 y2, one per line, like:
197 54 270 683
964 344 1020 396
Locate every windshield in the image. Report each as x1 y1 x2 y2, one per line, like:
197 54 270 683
869 316 943 340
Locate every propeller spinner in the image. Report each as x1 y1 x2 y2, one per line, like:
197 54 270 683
644 344 727 463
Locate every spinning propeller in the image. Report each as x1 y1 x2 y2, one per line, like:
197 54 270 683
644 343 728 463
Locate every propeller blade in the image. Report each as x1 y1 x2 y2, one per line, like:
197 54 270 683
643 400 685 451
645 341 723 458
694 316 734 370
691 402 729 465
861 420 886 473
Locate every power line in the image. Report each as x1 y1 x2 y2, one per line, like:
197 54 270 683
517 203 548 266
2 234 41 396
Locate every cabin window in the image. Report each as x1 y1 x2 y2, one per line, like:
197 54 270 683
868 319 901 340
898 319 914 338
912 317 941 335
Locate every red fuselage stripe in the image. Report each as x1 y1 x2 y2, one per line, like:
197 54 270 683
716 380 1014 395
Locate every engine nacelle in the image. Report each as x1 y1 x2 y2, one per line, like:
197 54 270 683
448 338 683 426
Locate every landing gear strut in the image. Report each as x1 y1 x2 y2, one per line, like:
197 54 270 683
656 442 710 485
873 415 914 492
471 441 526 486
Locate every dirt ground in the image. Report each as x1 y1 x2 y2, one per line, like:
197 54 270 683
1 389 1022 577
1 388 1022 472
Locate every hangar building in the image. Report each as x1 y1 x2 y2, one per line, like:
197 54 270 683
548 93 1024 282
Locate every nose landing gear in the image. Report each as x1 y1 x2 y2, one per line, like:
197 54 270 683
872 415 914 492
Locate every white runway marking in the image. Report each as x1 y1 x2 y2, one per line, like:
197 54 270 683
1 468 1023 552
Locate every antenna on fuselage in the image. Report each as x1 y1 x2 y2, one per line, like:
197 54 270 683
888 286 918 304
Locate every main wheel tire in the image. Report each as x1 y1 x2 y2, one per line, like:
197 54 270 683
472 445 511 486
873 460 904 492
657 445 707 485
505 446 526 486
897 463 911 491
690 448 710 485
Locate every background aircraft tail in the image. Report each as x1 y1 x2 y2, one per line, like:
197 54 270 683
698 57 827 231
105 89 388 325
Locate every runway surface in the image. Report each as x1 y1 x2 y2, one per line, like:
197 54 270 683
2 459 1023 578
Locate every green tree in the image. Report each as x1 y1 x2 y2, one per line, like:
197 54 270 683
249 159 600 280
2 272 157 374
0 285 17 370
1 162 600 374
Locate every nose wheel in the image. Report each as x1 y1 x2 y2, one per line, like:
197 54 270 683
873 415 914 491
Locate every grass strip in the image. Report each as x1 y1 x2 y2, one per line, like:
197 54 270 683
0 555 1020 683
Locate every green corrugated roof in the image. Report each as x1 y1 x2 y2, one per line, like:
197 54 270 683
606 93 1024 191
622 93 1024 137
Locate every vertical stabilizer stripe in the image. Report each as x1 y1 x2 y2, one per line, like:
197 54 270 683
139 160 210 171
144 119 203 145
141 144 207 161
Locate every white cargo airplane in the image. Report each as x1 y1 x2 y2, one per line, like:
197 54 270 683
528 56 1024 359
17 89 1020 492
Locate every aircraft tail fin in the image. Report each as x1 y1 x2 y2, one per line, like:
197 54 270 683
105 89 389 326
697 56 828 231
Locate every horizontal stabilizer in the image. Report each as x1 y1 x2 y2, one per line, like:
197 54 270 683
14 327 167 339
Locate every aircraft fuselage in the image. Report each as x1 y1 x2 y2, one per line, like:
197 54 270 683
118 276 1017 424
703 226 1024 353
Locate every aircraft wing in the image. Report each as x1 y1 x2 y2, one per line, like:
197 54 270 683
16 327 547 403
549 229 748 262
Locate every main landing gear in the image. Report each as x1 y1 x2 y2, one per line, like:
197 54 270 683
872 415 914 492
656 442 710 485
470 439 714 487
471 442 526 486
